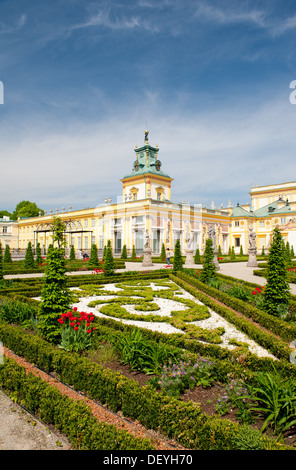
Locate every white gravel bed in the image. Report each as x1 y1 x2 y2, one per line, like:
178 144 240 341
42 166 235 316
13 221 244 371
70 281 277 360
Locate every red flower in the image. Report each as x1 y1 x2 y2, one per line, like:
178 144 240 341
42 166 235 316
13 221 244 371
73 307 77 311
252 290 257 295
58 318 64 324
255 287 261 293
74 326 79 331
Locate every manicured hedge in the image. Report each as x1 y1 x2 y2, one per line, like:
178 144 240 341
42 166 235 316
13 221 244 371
0 357 154 450
175 272 296 345
171 273 293 362
0 320 292 450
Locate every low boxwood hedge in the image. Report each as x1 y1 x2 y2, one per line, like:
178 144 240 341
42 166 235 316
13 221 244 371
0 320 292 450
0 357 154 450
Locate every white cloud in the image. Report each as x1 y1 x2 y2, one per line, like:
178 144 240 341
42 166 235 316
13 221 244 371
1 88 295 212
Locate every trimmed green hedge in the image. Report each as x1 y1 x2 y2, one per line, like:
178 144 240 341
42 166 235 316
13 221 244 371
0 320 292 450
0 357 154 450
171 273 294 361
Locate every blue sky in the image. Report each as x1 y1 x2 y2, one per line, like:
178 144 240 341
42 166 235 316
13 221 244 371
1 0 296 214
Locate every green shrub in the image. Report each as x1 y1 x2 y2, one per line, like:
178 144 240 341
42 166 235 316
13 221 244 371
263 228 290 316
24 242 34 268
200 238 216 283
3 244 12 263
173 240 183 272
88 244 100 268
0 357 154 450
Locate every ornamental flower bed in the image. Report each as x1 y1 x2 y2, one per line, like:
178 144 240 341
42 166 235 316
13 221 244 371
57 307 96 353
92 268 105 275
252 286 265 295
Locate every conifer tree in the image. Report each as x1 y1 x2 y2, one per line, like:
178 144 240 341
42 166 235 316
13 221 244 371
131 245 136 260
39 217 70 342
200 238 216 283
218 245 222 257
0 242 3 280
24 242 34 268
103 245 107 261
285 241 292 264
194 247 201 264
230 246 236 261
35 242 43 266
160 243 166 261
88 243 100 268
263 227 290 317
291 245 295 260
240 245 243 256
173 239 183 272
69 244 75 260
3 244 12 263
104 240 115 276
121 244 127 260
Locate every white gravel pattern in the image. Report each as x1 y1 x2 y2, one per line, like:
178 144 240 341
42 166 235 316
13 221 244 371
71 281 277 360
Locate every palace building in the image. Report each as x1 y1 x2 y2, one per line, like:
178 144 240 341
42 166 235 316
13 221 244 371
231 182 296 254
16 131 231 257
9 131 296 258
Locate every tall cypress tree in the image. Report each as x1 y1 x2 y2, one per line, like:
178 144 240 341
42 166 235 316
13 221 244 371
69 244 75 260
24 242 34 268
88 243 100 268
160 243 166 261
121 244 127 260
263 227 290 316
35 242 43 266
173 239 183 272
39 217 70 342
3 244 12 263
194 247 201 264
104 240 115 276
200 238 216 283
131 245 136 260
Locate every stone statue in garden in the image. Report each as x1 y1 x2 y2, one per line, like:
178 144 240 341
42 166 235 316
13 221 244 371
248 228 256 249
247 227 258 267
144 230 150 249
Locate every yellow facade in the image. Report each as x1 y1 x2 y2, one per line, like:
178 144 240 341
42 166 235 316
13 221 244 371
16 133 231 257
230 182 296 254
15 133 296 257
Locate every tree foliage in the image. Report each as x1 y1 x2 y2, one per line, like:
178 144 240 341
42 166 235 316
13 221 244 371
173 239 183 272
104 240 115 276
12 200 44 219
194 247 201 264
3 244 12 263
69 245 75 260
39 218 70 342
160 243 166 261
263 227 290 316
88 244 100 268
200 238 216 283
24 242 34 268
35 242 43 266
121 244 127 260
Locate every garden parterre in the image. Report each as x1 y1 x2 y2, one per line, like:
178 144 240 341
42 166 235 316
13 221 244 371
68 278 277 360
